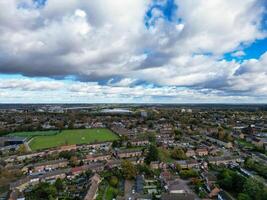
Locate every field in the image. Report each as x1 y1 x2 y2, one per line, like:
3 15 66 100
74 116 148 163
8 130 60 137
28 129 119 151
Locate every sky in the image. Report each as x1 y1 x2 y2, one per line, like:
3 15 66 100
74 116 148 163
0 0 267 103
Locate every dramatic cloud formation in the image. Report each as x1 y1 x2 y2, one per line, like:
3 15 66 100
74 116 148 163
0 0 266 102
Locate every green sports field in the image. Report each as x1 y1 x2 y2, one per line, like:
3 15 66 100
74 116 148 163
8 130 60 137
28 129 119 151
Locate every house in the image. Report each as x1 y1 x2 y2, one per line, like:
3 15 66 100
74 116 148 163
15 152 46 162
85 142 112 150
10 177 35 192
23 159 68 173
160 170 173 184
175 160 187 169
130 140 150 147
10 169 69 192
185 149 195 157
42 169 68 182
201 171 217 192
251 137 264 147
150 161 167 170
71 163 104 176
166 180 191 194
195 148 208 156
58 144 77 152
208 157 239 165
105 159 121 168
84 153 111 163
205 136 233 148
0 137 27 147
116 149 143 159
176 160 199 169
84 173 101 200
209 148 220 156
135 175 144 193
186 160 199 168
161 193 195 200
208 186 221 198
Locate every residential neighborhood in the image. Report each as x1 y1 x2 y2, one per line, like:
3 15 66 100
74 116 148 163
0 104 267 200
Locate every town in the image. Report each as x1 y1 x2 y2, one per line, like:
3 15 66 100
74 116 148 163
0 104 267 200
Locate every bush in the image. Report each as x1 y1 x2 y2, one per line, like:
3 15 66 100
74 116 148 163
109 176 119 187
179 169 198 179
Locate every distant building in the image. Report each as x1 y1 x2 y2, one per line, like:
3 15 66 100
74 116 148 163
0 137 26 147
116 149 143 159
195 148 208 156
185 149 195 157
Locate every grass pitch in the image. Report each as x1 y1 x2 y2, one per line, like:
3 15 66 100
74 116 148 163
29 129 119 151
9 130 59 137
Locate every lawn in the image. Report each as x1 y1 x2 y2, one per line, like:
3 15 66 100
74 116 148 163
8 130 60 138
29 129 119 151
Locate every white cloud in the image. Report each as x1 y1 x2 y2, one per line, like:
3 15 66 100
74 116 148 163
0 0 266 102
231 51 246 57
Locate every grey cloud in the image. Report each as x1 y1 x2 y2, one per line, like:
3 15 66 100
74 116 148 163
0 0 266 98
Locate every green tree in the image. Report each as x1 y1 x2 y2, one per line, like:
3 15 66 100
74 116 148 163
171 148 187 160
243 178 266 200
175 163 182 172
25 182 57 200
238 193 251 200
179 169 198 179
70 156 79 167
145 145 159 164
137 164 153 177
55 178 64 191
147 132 156 143
121 160 137 180
109 176 119 187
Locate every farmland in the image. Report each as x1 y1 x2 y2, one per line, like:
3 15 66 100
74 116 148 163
27 129 119 151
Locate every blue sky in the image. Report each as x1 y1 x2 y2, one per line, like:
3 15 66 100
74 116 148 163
0 0 266 103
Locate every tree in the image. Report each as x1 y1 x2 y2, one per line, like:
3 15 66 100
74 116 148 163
175 163 182 172
145 145 159 164
112 140 122 148
55 178 64 191
224 132 233 142
147 132 156 143
243 178 266 200
25 182 57 200
238 193 251 200
126 141 132 148
121 160 137 180
17 144 27 154
179 169 198 179
109 176 119 187
218 127 225 140
171 148 187 160
137 164 153 177
70 156 79 167
59 150 75 159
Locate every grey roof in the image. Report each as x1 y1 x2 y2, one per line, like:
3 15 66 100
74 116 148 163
161 193 195 200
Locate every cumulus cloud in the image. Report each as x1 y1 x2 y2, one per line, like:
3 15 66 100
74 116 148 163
0 77 263 103
0 0 266 102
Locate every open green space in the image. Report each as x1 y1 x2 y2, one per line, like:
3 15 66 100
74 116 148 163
8 130 60 138
29 129 119 151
